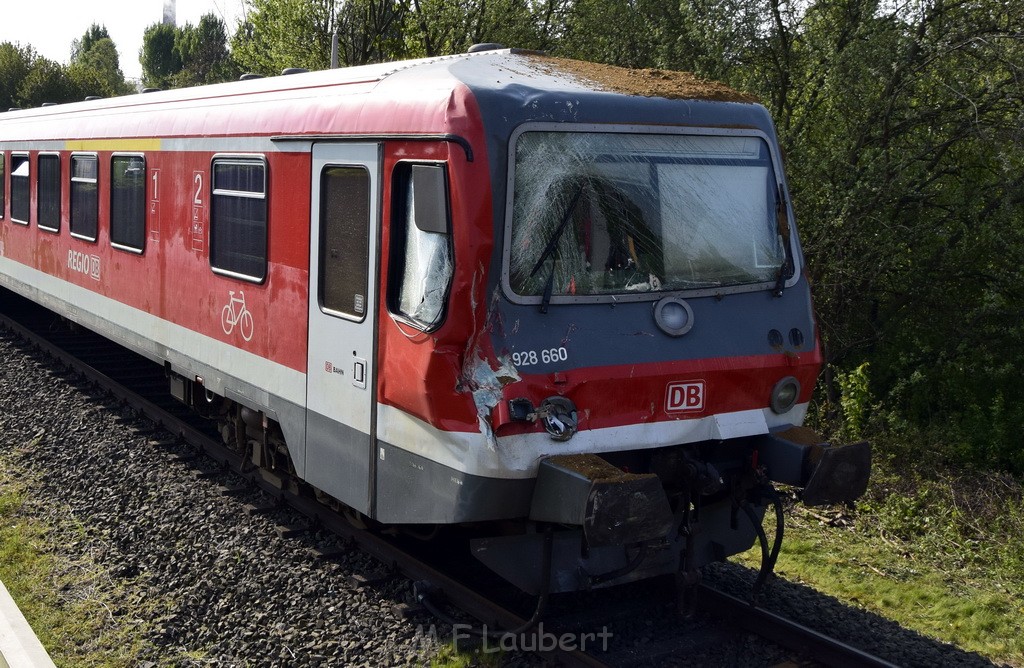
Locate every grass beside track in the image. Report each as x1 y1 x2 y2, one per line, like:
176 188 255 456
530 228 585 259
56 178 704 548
0 463 153 668
738 451 1024 666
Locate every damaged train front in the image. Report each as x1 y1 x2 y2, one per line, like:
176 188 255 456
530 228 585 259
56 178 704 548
470 123 871 600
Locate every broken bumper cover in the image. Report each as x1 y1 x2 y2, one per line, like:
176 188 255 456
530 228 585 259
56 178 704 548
527 454 675 546
756 426 871 505
473 454 680 594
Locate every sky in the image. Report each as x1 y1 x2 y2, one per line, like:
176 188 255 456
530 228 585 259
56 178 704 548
0 0 248 82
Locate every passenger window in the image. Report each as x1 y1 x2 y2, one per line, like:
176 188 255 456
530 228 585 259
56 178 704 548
211 158 267 281
71 154 99 241
0 153 5 219
319 166 370 320
37 154 61 232
388 163 453 330
11 154 29 225
110 155 146 252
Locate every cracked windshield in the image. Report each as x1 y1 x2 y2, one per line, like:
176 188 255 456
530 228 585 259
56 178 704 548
509 132 787 298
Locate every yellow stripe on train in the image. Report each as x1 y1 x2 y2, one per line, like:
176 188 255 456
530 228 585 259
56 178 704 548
64 139 163 151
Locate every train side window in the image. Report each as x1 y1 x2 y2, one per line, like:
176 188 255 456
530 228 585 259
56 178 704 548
110 154 146 253
70 154 99 241
387 163 453 330
319 166 370 319
37 153 61 233
0 153 5 219
10 154 29 225
211 158 267 282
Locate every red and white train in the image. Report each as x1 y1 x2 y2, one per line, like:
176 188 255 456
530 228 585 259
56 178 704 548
0 49 868 595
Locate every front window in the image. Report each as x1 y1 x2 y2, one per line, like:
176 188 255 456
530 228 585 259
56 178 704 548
507 130 788 301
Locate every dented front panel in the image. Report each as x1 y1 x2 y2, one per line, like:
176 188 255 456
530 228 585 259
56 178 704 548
373 53 826 526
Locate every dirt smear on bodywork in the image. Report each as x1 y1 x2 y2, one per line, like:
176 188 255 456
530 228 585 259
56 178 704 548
526 54 759 104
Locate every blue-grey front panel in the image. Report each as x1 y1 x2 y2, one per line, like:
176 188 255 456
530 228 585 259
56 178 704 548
489 284 814 372
448 60 809 369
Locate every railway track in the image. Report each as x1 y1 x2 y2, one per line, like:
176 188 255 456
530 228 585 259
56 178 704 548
0 289 898 667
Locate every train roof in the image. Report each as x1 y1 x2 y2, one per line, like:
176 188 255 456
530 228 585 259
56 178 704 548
0 49 773 145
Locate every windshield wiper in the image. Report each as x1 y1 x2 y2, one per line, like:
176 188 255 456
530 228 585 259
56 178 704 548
773 184 793 298
529 185 584 313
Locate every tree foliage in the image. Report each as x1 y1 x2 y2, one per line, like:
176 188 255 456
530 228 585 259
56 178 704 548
176 15 240 85
71 23 111 62
142 15 238 89
69 26 134 98
232 0 337 74
0 24 132 108
0 42 35 110
141 23 183 89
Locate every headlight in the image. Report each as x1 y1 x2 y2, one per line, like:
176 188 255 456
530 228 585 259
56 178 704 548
770 376 801 414
654 297 694 337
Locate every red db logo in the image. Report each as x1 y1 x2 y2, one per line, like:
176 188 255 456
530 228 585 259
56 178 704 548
666 381 705 412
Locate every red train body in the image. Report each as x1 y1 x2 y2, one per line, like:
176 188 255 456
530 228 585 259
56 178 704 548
0 50 868 594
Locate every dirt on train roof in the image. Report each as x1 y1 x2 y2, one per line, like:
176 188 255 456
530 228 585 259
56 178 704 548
525 54 759 104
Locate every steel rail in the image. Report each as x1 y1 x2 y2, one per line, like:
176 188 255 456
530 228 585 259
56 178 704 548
697 584 900 668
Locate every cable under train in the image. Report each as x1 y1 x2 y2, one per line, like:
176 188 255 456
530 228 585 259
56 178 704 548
0 48 869 600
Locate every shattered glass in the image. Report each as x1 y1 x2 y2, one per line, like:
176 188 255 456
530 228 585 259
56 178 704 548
509 132 786 298
396 180 453 327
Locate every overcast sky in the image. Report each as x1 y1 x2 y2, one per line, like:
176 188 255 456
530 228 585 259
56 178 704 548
0 0 247 82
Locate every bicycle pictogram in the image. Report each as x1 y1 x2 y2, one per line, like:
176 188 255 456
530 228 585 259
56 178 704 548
221 290 254 342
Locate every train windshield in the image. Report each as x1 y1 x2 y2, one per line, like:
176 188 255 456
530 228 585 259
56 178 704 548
507 131 788 300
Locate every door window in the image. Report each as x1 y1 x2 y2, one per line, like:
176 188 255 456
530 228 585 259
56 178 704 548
319 166 371 320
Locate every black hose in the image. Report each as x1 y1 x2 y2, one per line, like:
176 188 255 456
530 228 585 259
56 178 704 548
766 485 785 574
588 543 648 587
740 501 771 605
740 486 786 604
416 527 553 638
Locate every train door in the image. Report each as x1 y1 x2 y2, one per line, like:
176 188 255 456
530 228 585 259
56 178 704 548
304 143 381 515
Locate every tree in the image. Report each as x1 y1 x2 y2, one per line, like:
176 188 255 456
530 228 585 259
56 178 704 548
213 0 1024 471
232 0 335 74
141 22 182 89
0 42 35 110
743 0 1024 469
175 14 240 85
336 0 409 65
71 23 111 62
68 27 134 98
17 57 75 106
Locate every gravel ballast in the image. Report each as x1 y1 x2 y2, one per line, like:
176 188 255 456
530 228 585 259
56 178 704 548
0 329 445 666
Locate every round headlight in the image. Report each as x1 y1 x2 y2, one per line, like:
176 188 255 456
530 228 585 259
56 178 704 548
770 376 801 414
654 297 694 337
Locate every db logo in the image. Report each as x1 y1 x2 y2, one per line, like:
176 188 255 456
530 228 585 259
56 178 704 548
666 381 706 412
325 361 334 373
